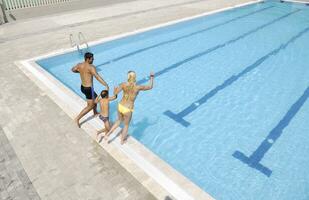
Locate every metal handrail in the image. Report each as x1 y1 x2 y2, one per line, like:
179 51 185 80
78 32 89 51
69 33 81 53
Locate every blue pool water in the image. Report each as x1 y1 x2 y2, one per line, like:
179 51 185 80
37 1 309 199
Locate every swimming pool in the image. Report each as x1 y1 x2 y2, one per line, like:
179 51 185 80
36 1 309 199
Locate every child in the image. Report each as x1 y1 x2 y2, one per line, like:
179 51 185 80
95 87 117 141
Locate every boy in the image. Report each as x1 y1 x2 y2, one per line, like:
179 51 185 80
95 87 117 141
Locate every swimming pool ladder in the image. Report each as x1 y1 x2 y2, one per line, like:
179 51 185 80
69 33 80 52
69 32 90 54
78 32 89 52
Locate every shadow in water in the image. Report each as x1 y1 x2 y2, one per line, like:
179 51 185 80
106 117 159 143
131 117 158 140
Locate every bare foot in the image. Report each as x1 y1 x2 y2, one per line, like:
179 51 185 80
121 136 128 145
104 134 109 141
96 131 102 141
121 139 127 145
75 118 81 128
97 128 106 135
104 133 110 144
98 135 104 143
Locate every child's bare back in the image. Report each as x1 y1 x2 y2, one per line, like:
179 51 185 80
95 88 117 142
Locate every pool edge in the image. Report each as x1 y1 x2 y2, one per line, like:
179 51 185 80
282 0 309 4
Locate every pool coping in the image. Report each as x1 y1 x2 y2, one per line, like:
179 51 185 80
282 0 309 4
15 0 262 199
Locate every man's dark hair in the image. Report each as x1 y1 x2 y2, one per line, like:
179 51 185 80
100 90 109 98
84 52 94 61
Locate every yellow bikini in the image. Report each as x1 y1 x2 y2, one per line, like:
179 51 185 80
118 103 134 114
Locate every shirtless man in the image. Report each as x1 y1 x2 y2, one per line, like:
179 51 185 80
71 52 109 128
105 71 154 144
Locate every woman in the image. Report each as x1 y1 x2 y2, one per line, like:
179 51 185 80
105 71 154 144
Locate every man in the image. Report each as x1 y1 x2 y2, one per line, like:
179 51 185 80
105 71 154 144
71 52 109 128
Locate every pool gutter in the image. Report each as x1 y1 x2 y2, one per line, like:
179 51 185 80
281 0 309 4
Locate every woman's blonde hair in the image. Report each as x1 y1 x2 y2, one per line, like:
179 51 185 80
127 71 136 83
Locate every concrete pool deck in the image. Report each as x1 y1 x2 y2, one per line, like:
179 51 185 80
0 0 257 199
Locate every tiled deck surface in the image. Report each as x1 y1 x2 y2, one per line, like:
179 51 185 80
0 127 40 200
0 0 253 199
